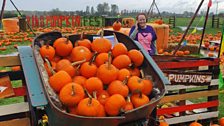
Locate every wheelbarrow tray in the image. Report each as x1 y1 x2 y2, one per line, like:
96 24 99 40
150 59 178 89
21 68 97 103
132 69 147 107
32 31 169 126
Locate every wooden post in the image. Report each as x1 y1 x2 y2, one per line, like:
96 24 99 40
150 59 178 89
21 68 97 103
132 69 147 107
173 0 205 55
212 15 215 28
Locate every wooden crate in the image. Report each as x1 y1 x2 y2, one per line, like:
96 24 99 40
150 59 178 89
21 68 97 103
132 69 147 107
0 54 30 126
153 56 220 125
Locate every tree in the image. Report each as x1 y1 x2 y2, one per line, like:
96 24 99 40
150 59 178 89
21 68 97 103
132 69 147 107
86 6 90 15
91 6 95 15
96 2 110 16
111 4 119 16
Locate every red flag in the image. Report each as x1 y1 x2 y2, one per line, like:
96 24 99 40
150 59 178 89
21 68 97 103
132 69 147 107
208 0 212 7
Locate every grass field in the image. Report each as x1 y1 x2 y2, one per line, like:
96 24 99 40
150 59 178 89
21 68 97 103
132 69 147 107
0 17 224 120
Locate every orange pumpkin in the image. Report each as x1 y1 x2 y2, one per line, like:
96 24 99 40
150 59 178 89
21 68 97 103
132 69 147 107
77 97 101 117
220 117 224 126
123 96 134 112
117 68 131 81
107 80 129 97
130 92 149 108
40 45 55 60
80 53 98 78
112 20 122 31
53 37 73 57
95 52 111 67
189 121 202 126
49 70 72 92
104 94 126 116
59 83 85 106
84 77 103 95
97 90 110 105
72 76 87 86
112 54 131 69
127 76 144 93
112 43 128 57
70 46 92 62
128 67 140 77
128 49 144 67
91 37 112 53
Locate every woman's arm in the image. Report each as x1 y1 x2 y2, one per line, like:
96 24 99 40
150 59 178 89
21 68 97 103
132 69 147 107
129 28 138 40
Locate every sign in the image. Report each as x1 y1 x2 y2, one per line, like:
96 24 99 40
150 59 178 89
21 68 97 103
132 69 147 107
0 76 14 98
82 16 104 27
164 71 212 85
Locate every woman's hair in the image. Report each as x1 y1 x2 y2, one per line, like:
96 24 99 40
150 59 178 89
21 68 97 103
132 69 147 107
136 13 147 21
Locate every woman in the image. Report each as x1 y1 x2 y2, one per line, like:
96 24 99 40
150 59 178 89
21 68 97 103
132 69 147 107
129 13 157 55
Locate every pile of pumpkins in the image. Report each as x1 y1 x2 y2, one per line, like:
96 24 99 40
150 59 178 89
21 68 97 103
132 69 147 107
39 32 154 117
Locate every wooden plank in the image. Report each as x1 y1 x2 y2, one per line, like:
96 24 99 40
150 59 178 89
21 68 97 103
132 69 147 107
164 71 212 86
0 102 29 116
156 58 219 69
165 111 218 125
159 90 218 104
0 117 30 126
157 100 219 115
0 55 21 67
165 79 218 91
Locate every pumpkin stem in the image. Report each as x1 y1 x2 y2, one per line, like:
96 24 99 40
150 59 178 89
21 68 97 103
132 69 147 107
84 88 93 106
80 32 84 40
140 69 145 78
71 59 86 66
71 84 75 96
108 51 112 69
75 64 81 75
122 76 129 85
126 95 131 103
44 57 56 75
64 35 69 44
113 33 119 45
89 52 97 65
93 91 97 99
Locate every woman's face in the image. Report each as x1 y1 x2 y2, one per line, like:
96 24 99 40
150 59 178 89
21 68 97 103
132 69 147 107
137 15 147 28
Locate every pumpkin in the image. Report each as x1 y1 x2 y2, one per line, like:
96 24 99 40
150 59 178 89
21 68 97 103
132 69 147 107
112 54 131 69
128 67 140 77
53 37 73 57
68 106 78 115
56 59 86 77
127 76 144 93
80 52 97 78
104 94 126 116
77 97 101 117
44 61 56 76
140 70 153 95
112 43 128 57
70 46 92 62
91 30 112 53
97 104 106 117
220 117 224 126
40 45 55 60
112 20 122 31
128 49 144 67
84 77 103 95
97 90 110 105
73 76 87 86
77 33 92 50
107 80 129 97
97 52 118 84
95 52 111 67
123 96 134 112
49 70 72 92
45 58 73 92
117 68 131 81
184 50 190 55
189 121 202 126
130 92 149 108
59 83 85 106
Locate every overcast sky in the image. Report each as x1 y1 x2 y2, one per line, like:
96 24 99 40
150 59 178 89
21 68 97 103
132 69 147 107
4 0 224 14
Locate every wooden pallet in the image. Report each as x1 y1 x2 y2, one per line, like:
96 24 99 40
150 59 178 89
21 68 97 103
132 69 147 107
0 55 30 126
153 55 220 125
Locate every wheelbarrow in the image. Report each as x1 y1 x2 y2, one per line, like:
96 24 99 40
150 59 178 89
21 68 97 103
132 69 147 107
31 30 169 126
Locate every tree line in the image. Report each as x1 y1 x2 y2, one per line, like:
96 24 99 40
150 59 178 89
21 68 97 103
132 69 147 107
3 2 224 18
